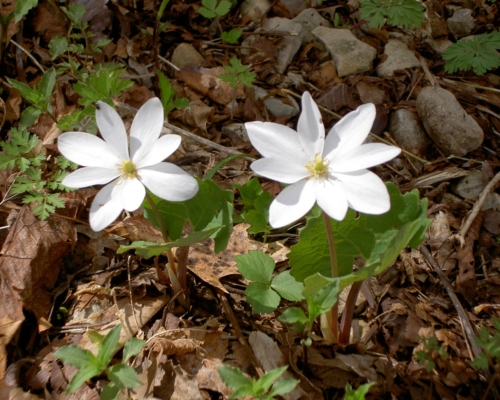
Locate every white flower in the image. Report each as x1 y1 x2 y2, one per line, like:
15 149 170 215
245 92 401 228
58 98 199 231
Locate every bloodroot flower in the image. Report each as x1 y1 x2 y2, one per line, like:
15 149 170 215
58 98 198 231
245 92 401 228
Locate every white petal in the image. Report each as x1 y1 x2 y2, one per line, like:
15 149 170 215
139 163 199 202
96 101 129 160
130 98 165 161
251 157 310 184
297 92 325 158
134 134 181 168
245 122 309 163
112 177 146 212
269 179 316 228
58 132 121 168
329 143 401 172
62 167 120 188
334 169 391 215
316 179 349 221
323 103 376 160
89 182 123 231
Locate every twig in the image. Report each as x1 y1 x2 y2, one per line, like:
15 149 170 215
127 255 141 333
9 39 46 73
457 170 500 246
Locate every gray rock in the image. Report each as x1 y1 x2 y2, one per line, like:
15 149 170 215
222 123 248 143
312 27 377 77
377 39 420 77
389 108 430 156
416 86 483 156
292 9 331 44
254 86 300 117
242 18 303 74
171 43 205 69
240 0 272 24
451 169 483 200
425 38 453 55
447 8 475 38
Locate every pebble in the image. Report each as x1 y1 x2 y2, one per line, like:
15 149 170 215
312 27 377 77
171 43 205 69
451 169 483 200
242 18 303 74
377 39 420 77
389 108 430 156
292 9 331 44
416 86 484 156
240 0 272 24
447 8 475 38
254 86 300 118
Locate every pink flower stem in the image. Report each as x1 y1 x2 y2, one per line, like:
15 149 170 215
322 211 339 341
339 280 363 344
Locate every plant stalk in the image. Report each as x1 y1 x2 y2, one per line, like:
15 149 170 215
322 211 338 341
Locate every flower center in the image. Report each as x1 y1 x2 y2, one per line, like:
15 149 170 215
306 155 329 179
119 160 138 179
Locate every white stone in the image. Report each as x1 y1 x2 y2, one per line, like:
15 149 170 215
377 39 420 77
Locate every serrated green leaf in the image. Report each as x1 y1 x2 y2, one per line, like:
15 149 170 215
268 376 299 397
97 324 121 369
0 154 16 169
7 78 35 102
344 382 376 400
107 364 141 388
234 250 274 283
14 0 38 22
254 366 288 394
360 0 424 29
117 227 219 258
245 282 280 314
198 6 216 18
54 345 92 369
123 338 146 363
214 0 231 16
218 365 253 393
271 271 304 301
221 29 242 44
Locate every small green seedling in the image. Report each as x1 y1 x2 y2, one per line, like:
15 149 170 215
7 67 57 129
443 31 500 76
344 382 375 400
221 28 242 44
472 318 500 371
234 251 304 314
416 336 449 373
14 0 38 23
359 0 425 29
218 57 256 89
156 70 190 116
54 324 145 400
198 0 231 18
218 365 299 400
233 178 273 236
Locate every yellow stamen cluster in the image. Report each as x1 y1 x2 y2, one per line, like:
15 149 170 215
119 160 138 179
306 155 329 178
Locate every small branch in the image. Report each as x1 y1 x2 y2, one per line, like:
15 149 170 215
323 211 338 341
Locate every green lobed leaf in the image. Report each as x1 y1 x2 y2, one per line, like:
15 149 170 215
270 271 304 301
143 178 233 252
96 324 122 369
360 0 424 29
234 250 274 284
288 209 374 282
245 282 280 314
107 364 141 389
54 345 92 369
123 338 146 363
214 0 231 16
117 227 219 258
221 29 243 44
19 106 42 130
278 307 308 333
344 382 376 400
